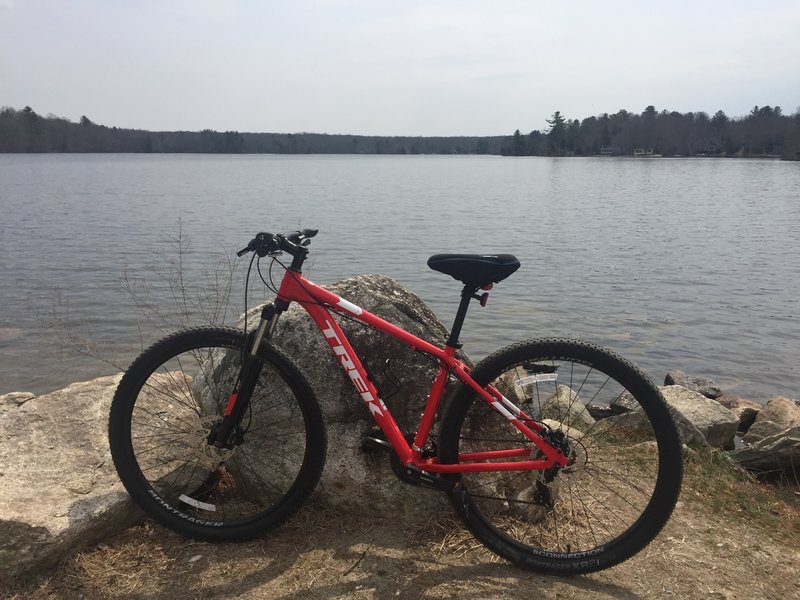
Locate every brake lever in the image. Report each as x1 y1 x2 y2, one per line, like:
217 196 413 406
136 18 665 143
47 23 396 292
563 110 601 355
237 232 274 257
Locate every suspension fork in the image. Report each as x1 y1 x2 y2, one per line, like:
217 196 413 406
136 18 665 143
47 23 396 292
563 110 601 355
210 302 282 447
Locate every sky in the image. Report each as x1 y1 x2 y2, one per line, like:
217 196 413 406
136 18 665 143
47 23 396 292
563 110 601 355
1 0 799 136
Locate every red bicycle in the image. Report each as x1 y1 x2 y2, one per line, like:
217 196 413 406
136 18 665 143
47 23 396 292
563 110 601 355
109 229 682 574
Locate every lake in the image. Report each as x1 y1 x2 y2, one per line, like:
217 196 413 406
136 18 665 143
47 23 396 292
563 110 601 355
0 154 798 403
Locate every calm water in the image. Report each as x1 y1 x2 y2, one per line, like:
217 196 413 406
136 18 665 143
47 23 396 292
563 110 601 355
1 154 798 402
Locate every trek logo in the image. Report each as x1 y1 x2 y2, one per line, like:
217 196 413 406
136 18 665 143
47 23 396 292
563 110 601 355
321 320 384 417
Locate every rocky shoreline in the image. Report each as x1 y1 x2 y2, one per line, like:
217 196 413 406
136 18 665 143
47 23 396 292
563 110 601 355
652 369 800 472
2 275 798 582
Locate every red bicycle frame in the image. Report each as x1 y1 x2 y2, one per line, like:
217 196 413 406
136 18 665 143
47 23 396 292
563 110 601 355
272 268 570 474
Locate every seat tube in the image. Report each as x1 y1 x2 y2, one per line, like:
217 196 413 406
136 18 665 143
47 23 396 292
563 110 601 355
446 286 474 348
412 363 450 456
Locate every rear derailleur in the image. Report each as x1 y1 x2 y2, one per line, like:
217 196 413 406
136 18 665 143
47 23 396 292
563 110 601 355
532 427 576 508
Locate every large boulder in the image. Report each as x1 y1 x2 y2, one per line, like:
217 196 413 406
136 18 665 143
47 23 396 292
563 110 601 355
601 404 707 447
603 387 707 447
742 396 800 444
0 275 460 580
237 274 458 514
0 376 141 580
659 385 739 448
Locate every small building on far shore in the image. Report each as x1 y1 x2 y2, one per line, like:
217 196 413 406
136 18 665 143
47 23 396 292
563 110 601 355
633 148 663 158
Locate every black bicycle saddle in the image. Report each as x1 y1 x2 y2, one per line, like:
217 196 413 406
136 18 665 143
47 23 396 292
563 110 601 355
427 254 520 288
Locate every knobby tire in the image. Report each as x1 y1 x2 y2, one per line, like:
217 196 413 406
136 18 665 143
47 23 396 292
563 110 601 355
108 327 326 541
438 338 683 574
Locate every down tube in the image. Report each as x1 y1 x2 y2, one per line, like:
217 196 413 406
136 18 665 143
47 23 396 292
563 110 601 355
301 302 413 463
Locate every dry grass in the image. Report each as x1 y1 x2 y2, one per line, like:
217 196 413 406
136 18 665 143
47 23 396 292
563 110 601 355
5 456 800 600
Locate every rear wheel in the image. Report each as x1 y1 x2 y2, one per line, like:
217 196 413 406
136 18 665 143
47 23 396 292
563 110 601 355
439 338 682 574
109 327 326 541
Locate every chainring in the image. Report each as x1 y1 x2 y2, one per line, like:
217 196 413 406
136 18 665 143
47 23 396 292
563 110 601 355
390 434 437 486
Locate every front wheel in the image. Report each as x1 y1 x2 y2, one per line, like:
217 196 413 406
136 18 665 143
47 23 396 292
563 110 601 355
109 327 326 541
438 338 682 574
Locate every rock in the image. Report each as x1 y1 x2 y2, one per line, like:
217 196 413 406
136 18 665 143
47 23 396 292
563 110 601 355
0 275 458 578
235 275 456 514
539 385 596 432
586 405 614 420
0 327 24 344
1 275 462 578
0 391 35 406
664 370 722 399
730 407 759 433
659 385 738 448
609 390 639 414
603 388 707 447
601 404 708 447
541 419 585 442
743 396 800 444
716 394 757 411
0 375 142 579
716 395 762 433
729 426 800 471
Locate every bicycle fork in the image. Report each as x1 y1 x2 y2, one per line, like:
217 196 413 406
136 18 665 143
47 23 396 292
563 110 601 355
209 303 282 448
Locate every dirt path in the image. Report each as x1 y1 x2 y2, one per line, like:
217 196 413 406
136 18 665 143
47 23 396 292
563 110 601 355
8 481 799 600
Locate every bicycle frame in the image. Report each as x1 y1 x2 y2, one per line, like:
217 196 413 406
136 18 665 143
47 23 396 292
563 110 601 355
270 268 570 475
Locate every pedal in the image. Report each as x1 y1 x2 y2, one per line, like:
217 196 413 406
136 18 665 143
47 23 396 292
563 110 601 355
361 428 392 452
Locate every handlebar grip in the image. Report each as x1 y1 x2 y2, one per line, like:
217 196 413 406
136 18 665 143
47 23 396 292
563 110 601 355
285 229 317 244
238 229 318 258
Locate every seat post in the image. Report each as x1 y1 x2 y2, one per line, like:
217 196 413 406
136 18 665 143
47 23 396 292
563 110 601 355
446 285 477 348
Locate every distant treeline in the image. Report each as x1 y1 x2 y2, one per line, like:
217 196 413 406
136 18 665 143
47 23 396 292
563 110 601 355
507 105 800 160
2 104 799 159
0 106 505 155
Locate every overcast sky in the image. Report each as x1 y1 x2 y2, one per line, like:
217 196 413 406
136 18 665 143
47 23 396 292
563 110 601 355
1 0 798 136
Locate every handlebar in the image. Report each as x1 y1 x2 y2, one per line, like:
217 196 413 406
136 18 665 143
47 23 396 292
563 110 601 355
237 228 319 258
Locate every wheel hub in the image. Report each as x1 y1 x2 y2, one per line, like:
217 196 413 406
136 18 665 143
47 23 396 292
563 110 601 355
206 421 245 449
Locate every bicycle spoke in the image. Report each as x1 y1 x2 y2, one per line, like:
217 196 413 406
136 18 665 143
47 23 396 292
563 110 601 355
159 358 202 415
131 404 198 435
134 432 197 456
